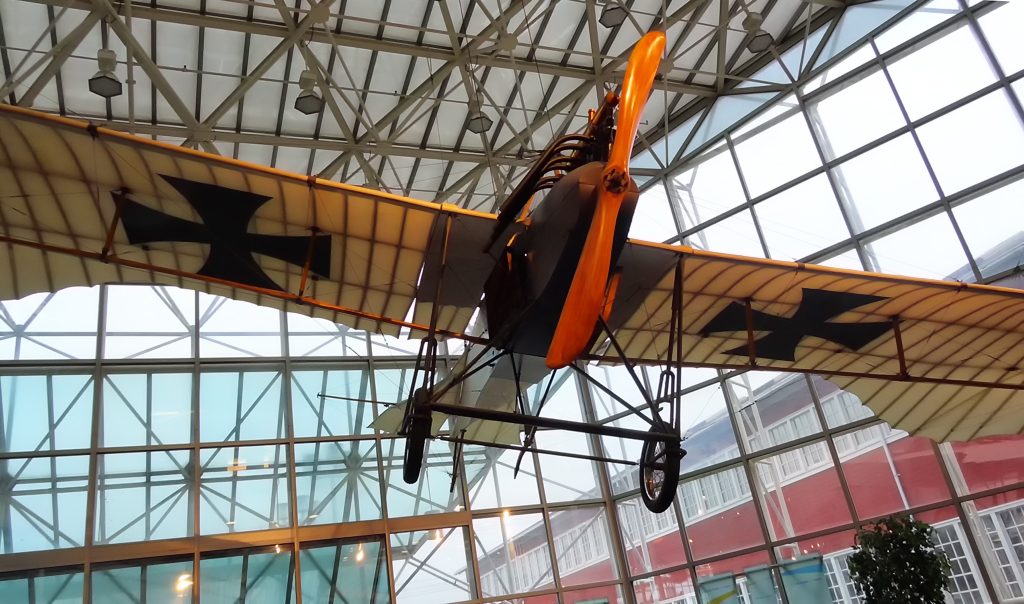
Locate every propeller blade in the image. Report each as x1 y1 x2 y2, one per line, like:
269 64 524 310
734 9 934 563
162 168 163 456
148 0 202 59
606 30 666 184
545 32 665 369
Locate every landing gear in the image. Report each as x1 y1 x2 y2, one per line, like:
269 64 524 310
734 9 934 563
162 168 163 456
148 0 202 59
639 423 682 513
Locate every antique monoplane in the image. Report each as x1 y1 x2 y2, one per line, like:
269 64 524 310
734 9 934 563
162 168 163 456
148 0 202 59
2 31 1024 514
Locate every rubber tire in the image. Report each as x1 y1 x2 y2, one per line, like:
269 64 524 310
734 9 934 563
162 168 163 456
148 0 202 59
639 424 681 513
402 416 430 484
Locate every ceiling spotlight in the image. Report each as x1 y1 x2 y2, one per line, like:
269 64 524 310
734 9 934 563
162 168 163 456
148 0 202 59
466 99 493 134
742 11 764 34
294 69 324 115
599 2 628 28
749 31 774 53
742 11 773 52
467 111 493 134
89 49 122 99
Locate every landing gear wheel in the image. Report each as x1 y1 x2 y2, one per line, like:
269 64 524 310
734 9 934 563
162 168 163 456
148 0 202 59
402 414 430 484
639 424 682 513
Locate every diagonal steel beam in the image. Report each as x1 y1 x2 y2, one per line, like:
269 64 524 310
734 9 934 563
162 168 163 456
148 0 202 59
270 0 384 187
316 0 549 179
435 0 507 199
434 0 710 203
189 0 330 142
20 0 717 95
16 11 101 106
88 0 219 154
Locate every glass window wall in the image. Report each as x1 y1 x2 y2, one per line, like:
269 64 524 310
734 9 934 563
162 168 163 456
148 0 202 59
2 2 1024 602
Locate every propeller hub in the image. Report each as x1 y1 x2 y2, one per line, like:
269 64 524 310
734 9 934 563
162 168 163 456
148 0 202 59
602 166 629 193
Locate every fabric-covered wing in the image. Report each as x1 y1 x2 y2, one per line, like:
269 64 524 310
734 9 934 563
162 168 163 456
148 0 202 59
604 240 1024 442
0 105 496 337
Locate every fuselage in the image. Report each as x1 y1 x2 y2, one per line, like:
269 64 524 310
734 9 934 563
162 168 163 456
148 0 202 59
483 161 640 362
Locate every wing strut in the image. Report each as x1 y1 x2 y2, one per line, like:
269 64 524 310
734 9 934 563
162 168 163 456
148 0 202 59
513 370 557 478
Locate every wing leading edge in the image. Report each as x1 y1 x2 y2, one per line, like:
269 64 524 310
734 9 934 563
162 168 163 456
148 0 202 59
604 239 1024 442
0 104 497 339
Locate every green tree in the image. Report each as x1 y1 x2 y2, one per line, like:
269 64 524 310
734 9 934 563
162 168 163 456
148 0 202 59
848 514 952 603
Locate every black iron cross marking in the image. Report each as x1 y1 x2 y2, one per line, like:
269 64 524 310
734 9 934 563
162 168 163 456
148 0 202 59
116 175 331 291
698 288 891 362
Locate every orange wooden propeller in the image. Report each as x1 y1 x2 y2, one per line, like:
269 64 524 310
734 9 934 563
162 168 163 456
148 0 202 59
546 31 666 369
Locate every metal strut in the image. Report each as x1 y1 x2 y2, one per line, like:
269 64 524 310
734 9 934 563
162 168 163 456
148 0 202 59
656 261 685 434
401 214 454 434
513 370 557 478
596 315 660 423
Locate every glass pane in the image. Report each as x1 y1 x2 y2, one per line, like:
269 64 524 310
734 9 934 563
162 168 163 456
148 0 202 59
693 550 771 598
691 210 765 258
199 444 290 533
774 531 854 603
0 374 93 453
563 584 624 604
617 495 685 575
811 0 913 69
916 89 1024 195
734 113 821 198
677 377 740 473
817 247 867 271
95 450 194 544
979 0 1024 75
726 372 822 454
534 373 600 504
887 23 996 121
391 527 473 604
678 464 761 560
294 440 382 525
601 410 648 495
0 454 88 553
951 179 1024 279
383 437 464 517
867 212 971 279
916 507 988 603
291 368 375 437
0 569 84 604
370 332 424 357
0 288 99 361
474 512 554 598
199 546 296 602
753 442 852 540
92 557 194 603
548 506 618 587
587 364 649 424
286 313 370 357
875 0 962 53
671 147 746 228
631 183 680 243
102 372 192 447
373 367 416 408
464 446 541 511
968 488 1024 600
634 568 695 604
685 94 776 154
811 377 876 429
588 366 649 495
806 45 876 94
835 425 950 519
104 285 195 359
197 293 282 358
833 133 938 231
754 174 851 261
300 539 390 603
199 370 285 443
949 435 1024 494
